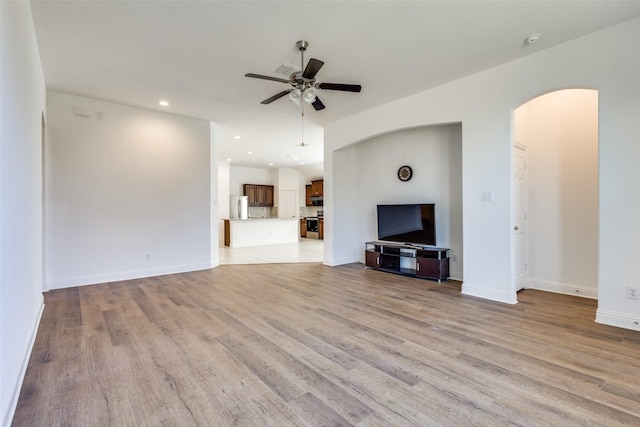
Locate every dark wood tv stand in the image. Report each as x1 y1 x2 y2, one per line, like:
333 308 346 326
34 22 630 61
365 241 450 282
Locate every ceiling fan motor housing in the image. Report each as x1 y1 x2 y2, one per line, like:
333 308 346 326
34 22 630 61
296 40 309 51
290 72 315 90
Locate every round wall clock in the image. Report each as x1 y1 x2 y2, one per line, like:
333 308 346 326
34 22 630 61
397 165 413 182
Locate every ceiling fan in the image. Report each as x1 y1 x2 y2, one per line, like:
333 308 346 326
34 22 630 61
245 40 362 111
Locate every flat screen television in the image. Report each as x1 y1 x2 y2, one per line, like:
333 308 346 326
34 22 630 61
376 203 436 246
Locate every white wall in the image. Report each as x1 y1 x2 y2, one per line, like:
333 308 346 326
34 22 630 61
329 146 359 265
46 91 212 289
0 2 47 424
229 165 273 196
515 89 598 297
324 17 640 330
353 125 463 279
295 162 323 183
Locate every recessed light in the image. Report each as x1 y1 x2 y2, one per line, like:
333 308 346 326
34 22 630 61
159 100 170 107
525 33 541 45
269 162 274 166
234 135 240 139
226 158 232 162
299 162 304 165
248 151 253 155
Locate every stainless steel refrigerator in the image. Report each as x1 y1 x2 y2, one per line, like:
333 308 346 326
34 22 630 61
230 195 249 220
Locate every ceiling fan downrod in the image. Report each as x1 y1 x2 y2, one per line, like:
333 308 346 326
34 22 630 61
297 40 310 91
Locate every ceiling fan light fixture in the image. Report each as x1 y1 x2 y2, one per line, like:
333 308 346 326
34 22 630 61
289 89 302 105
303 89 316 103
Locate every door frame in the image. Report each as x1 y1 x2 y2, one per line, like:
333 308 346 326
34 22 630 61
512 141 528 293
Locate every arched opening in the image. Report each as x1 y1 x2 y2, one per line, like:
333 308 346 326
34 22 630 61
340 123 464 280
513 89 599 300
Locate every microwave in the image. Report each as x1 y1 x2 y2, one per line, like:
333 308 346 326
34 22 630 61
310 196 323 206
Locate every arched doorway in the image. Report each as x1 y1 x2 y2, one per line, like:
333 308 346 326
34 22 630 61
513 89 599 300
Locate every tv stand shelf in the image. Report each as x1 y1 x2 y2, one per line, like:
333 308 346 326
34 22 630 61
365 241 450 282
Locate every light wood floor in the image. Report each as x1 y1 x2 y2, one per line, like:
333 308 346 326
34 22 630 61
13 263 640 426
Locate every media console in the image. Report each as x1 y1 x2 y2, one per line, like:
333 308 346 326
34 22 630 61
365 241 450 282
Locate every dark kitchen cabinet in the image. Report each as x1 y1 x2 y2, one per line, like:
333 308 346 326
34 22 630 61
266 186 274 206
305 185 313 206
319 218 324 240
300 218 307 238
311 180 323 197
243 184 274 207
245 185 257 205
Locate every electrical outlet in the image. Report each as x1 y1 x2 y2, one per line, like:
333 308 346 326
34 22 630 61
627 286 639 300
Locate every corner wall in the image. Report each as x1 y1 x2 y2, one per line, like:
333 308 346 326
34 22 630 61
0 2 47 424
45 91 213 289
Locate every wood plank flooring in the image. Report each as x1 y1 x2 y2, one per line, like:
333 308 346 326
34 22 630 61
13 263 640 426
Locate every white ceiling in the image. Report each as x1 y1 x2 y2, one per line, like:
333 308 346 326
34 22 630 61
30 1 640 173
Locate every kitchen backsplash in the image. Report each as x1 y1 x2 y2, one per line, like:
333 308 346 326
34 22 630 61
248 206 273 218
300 206 320 218
245 206 320 218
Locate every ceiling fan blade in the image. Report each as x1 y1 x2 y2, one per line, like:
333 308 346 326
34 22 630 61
311 97 325 111
245 73 290 84
317 82 362 92
260 90 291 104
302 58 325 80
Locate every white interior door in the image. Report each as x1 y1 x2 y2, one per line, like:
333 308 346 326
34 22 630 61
513 142 528 291
279 190 297 218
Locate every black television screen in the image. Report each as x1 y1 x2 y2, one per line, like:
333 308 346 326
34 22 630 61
377 203 436 246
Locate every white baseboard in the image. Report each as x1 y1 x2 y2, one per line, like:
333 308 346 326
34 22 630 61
449 269 463 282
596 308 640 332
527 277 597 299
46 261 214 289
1 300 44 427
324 256 357 267
461 282 517 304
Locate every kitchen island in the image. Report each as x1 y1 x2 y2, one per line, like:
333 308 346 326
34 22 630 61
223 217 299 248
